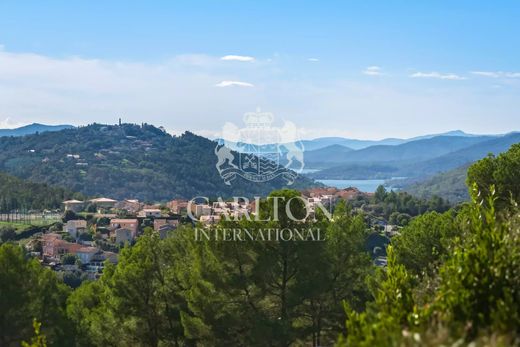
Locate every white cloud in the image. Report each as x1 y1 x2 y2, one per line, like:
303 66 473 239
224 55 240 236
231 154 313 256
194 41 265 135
363 66 382 76
0 48 518 139
471 71 500 78
471 71 520 78
0 117 24 128
410 72 466 80
220 55 255 62
215 80 254 88
308 58 319 62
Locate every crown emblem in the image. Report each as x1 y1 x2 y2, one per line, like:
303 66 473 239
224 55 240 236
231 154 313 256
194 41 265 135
215 109 304 185
243 107 274 128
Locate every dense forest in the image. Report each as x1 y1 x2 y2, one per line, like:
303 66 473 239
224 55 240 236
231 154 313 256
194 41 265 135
1 144 520 346
0 172 82 211
0 123 314 201
399 164 471 203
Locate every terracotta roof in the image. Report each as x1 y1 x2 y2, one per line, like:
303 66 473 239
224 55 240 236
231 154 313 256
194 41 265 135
42 233 62 241
77 247 99 254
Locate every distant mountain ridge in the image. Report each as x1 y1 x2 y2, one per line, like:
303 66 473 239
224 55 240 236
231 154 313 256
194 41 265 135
0 123 74 137
300 130 493 151
304 135 494 169
303 144 354 165
0 123 314 201
0 122 516 203
299 137 404 151
404 132 520 177
308 132 520 181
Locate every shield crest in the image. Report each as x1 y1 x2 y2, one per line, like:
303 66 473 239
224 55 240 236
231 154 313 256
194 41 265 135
215 109 302 185
239 143 280 175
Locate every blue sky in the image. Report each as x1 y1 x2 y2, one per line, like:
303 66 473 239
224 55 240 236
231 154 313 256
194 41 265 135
0 1 518 139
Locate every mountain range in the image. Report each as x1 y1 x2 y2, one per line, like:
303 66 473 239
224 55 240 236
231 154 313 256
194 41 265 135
0 123 74 137
307 132 520 180
299 129 483 151
0 123 518 203
304 135 495 168
0 123 313 201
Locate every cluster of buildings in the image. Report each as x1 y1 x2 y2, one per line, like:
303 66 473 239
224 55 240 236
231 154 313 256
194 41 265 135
63 197 121 213
191 200 250 225
36 197 185 278
41 188 366 278
41 233 117 279
182 187 366 225
303 186 367 201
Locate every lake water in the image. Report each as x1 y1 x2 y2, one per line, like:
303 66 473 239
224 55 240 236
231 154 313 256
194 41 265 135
316 179 387 192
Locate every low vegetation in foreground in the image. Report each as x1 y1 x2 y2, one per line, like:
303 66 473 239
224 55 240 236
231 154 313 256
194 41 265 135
1 144 520 346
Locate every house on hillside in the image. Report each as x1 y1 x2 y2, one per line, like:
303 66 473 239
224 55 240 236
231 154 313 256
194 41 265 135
64 220 87 239
115 199 141 214
140 208 162 218
76 246 98 264
62 199 85 213
167 200 189 214
42 233 82 259
194 204 212 218
89 197 118 210
153 218 179 232
84 251 119 279
110 218 138 235
110 218 139 244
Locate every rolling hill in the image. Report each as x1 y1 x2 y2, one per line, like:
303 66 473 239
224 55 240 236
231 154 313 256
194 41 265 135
300 130 488 151
400 164 471 203
404 132 520 177
303 144 354 166
299 137 405 151
0 123 314 201
0 123 74 137
305 135 493 168
308 133 520 181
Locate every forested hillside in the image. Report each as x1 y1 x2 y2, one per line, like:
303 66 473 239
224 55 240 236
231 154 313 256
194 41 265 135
337 143 520 346
0 172 81 211
401 164 470 203
2 144 520 346
0 123 314 201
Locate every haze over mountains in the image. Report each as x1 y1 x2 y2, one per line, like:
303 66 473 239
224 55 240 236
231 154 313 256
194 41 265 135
299 129 486 151
307 132 519 177
304 135 495 168
0 123 518 203
304 131 520 202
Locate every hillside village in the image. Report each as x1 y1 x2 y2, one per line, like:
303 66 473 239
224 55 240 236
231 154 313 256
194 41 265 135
24 187 371 283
